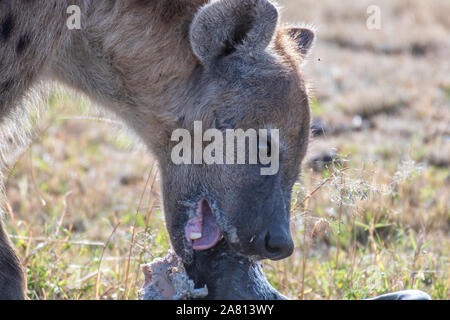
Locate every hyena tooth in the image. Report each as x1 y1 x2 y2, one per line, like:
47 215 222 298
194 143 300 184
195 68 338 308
190 232 202 240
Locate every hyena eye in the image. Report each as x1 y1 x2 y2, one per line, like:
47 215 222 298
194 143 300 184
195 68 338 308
257 135 272 164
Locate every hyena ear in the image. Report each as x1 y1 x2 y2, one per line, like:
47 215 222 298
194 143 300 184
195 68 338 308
190 0 279 67
285 28 315 56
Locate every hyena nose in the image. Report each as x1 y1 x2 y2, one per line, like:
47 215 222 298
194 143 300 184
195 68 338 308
258 228 294 261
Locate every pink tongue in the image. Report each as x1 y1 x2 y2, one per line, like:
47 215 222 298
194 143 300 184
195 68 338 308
185 199 222 250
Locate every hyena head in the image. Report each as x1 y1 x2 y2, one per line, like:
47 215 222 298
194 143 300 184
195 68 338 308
156 0 314 263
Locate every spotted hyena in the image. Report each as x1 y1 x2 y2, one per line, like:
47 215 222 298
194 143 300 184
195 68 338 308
0 0 314 299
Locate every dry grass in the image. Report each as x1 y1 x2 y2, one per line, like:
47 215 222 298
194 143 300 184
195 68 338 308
1 0 449 299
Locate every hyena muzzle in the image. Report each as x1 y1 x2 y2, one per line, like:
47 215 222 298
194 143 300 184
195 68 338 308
0 0 314 299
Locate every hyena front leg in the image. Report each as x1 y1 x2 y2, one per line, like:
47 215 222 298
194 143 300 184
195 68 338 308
0 0 75 299
0 223 25 299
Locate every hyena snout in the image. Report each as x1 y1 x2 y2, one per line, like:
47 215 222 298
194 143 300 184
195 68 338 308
255 222 294 260
230 177 295 261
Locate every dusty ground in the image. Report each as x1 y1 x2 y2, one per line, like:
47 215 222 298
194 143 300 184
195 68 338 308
2 0 449 299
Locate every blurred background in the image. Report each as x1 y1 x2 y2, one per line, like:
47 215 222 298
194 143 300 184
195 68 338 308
3 0 449 299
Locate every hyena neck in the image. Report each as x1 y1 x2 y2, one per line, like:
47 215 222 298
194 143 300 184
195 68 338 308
51 0 206 150
0 0 206 153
